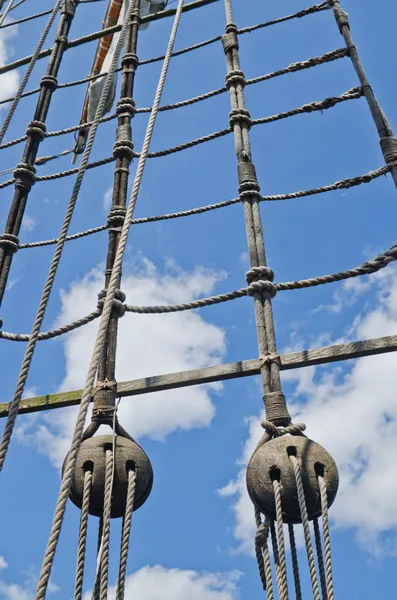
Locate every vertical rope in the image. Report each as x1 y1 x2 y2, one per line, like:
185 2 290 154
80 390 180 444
288 524 302 600
272 479 288 599
92 518 104 600
99 449 113 600
74 468 92 600
270 519 287 600
0 0 62 145
318 475 334 600
34 4 184 596
313 518 327 599
290 454 320 600
115 469 136 600
254 507 274 598
0 0 15 27
31 3 140 598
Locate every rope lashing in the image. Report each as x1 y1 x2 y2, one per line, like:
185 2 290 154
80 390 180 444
97 289 126 318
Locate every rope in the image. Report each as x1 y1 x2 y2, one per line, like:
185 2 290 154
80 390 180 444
0 0 103 29
0 0 62 145
33 3 184 598
74 468 92 600
0 1 339 107
288 524 302 600
313 518 327 599
0 82 361 157
270 519 285 599
254 507 267 591
99 449 113 600
115 469 136 600
272 480 288 599
290 454 321 600
0 309 100 342
0 0 15 27
17 162 392 250
319 474 334 599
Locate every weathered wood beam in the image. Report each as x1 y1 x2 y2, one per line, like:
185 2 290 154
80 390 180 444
1 334 397 418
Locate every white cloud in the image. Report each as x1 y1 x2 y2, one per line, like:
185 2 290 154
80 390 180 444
0 558 59 600
0 559 7 572
219 266 397 556
0 25 20 106
18 258 227 467
103 187 113 212
21 215 38 233
83 565 241 600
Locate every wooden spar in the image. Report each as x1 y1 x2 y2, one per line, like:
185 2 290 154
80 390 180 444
1 333 397 417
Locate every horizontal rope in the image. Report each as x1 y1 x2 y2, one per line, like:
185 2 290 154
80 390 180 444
19 163 392 249
5 225 397 339
0 0 105 30
0 310 100 341
0 87 360 190
0 0 220 77
0 48 348 152
0 156 115 190
0 1 331 105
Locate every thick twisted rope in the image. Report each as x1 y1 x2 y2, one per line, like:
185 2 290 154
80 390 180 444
115 469 136 600
99 449 113 600
313 518 327 599
0 0 62 145
319 474 334 599
18 162 393 251
254 507 267 591
74 468 92 600
33 2 184 598
272 480 289 599
288 524 302 600
270 519 285 599
0 309 100 341
290 454 321 600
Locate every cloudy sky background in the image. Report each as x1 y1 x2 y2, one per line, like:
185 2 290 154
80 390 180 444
1 0 397 597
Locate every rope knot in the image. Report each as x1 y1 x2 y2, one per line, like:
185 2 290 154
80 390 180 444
246 267 277 298
261 419 306 437
121 53 139 72
107 206 126 230
0 233 19 254
40 75 58 91
225 22 238 34
380 137 397 165
246 266 274 284
26 120 46 141
229 108 251 130
247 279 277 298
225 69 246 90
97 288 126 318
113 140 134 161
13 163 36 191
116 97 136 118
95 379 118 393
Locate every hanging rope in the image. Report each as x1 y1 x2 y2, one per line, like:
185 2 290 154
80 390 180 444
272 480 288 599
74 468 92 600
34 2 184 597
0 0 15 27
319 473 334 599
288 524 303 600
115 469 136 600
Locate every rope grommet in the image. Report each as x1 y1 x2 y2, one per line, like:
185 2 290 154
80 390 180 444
246 266 274 284
13 162 36 191
380 136 397 165
97 288 126 318
26 120 46 141
229 108 252 130
39 75 58 91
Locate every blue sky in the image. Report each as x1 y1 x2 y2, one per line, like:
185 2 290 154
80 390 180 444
1 0 397 598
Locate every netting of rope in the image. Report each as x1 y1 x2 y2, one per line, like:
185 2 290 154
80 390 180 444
0 0 393 597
